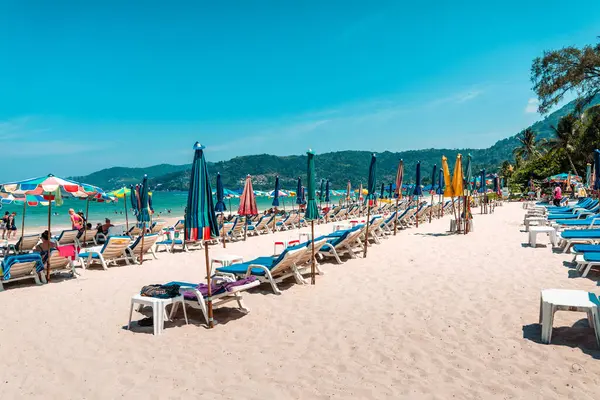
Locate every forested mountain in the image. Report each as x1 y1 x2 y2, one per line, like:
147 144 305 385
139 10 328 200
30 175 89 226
72 97 599 191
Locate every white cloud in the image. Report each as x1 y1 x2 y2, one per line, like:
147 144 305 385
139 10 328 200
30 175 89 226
525 98 539 113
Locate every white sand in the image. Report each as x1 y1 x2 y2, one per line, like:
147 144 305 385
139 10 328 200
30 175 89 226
1 202 600 399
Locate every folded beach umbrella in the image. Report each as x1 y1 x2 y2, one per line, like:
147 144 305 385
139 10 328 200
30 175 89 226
441 156 453 198
296 177 303 205
388 183 393 198
464 154 473 194
493 174 500 194
380 183 385 200
346 180 351 202
215 173 226 213
394 159 404 199
305 150 320 284
586 163 592 188
358 183 364 202
413 162 423 197
239 175 258 240
436 169 444 195
185 143 220 328
364 154 377 256
479 169 487 193
319 179 325 203
451 155 464 198
595 150 600 191
137 176 152 226
325 179 330 203
272 176 280 208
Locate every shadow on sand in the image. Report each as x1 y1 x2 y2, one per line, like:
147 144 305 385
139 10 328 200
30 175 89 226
522 322 600 360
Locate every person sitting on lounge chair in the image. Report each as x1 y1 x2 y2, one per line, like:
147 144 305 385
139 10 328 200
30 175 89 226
100 218 114 235
34 231 57 264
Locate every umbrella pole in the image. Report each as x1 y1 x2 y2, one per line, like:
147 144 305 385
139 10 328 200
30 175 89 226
45 198 52 282
244 217 248 241
440 194 443 217
363 203 371 257
393 198 399 235
139 222 146 265
429 193 433 223
228 198 232 218
221 212 226 248
311 220 315 285
204 243 214 328
83 197 90 245
416 196 419 228
19 201 26 245
272 211 276 233
124 192 129 232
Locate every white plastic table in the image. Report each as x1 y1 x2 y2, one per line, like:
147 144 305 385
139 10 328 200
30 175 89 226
332 223 351 232
210 254 243 275
128 294 188 336
540 289 600 346
524 216 547 232
529 226 557 247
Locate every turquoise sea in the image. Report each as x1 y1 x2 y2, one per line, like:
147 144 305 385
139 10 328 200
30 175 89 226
1 191 345 230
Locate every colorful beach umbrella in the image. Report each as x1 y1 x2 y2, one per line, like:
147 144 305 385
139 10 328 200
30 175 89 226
364 154 377 255
185 142 220 328
239 175 258 240
305 150 319 285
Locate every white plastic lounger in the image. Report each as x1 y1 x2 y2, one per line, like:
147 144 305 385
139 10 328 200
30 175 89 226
7 234 40 255
46 250 78 278
54 229 79 246
126 233 160 264
78 236 132 270
0 257 46 291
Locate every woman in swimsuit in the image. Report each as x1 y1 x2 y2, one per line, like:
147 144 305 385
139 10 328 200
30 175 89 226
69 209 83 230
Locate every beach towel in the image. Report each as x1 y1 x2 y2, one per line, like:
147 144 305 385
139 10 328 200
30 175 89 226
177 276 258 300
57 245 77 261
1 253 44 280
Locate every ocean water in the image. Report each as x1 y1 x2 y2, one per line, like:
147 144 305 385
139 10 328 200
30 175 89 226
0 191 345 230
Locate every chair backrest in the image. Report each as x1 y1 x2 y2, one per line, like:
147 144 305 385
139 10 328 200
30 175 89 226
100 236 132 259
270 247 307 275
5 261 37 280
150 221 167 234
130 233 160 253
48 250 71 271
17 234 41 252
56 229 79 245
297 238 328 264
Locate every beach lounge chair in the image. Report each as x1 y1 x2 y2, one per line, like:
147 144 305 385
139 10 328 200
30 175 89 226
53 229 80 246
318 225 366 264
78 236 132 270
126 233 160 264
6 234 40 255
558 229 600 253
247 215 274 236
78 229 98 247
46 250 78 278
0 253 46 291
166 277 260 326
150 220 167 234
295 237 329 277
215 245 308 294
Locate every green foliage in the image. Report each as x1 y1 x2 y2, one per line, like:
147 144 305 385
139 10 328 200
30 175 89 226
532 41 600 114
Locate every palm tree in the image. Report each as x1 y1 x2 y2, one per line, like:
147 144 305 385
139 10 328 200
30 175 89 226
544 114 580 176
513 128 543 161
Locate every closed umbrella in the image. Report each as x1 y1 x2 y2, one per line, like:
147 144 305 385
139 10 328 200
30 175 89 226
325 180 330 204
451 155 464 229
238 175 258 240
413 161 423 227
586 163 592 188
137 175 152 264
215 173 226 248
429 164 437 222
480 169 487 214
364 154 377 257
437 169 444 217
185 143 220 328
388 183 393 198
319 179 325 205
305 150 320 284
272 176 281 232
595 150 600 191
393 159 404 235
346 180 351 207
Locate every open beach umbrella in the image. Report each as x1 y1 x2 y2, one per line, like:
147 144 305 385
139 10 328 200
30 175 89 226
239 175 258 240
305 150 320 284
185 143 219 328
393 159 404 235
1 174 104 280
109 186 134 231
364 154 377 257
413 161 423 227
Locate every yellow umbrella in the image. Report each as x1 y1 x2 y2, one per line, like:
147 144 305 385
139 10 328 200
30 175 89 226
442 156 453 198
451 154 464 197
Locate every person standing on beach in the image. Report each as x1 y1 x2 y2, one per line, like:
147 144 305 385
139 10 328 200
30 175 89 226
7 212 17 239
1 211 9 239
69 209 83 231
553 184 562 206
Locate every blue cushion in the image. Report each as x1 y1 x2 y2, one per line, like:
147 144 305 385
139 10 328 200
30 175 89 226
561 229 600 239
216 256 276 276
78 252 101 259
584 252 600 262
573 244 600 253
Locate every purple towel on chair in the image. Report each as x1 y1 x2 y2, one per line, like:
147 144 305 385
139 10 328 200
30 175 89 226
183 276 257 300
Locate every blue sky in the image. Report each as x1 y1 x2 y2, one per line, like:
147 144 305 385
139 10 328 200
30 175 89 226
1 1 599 182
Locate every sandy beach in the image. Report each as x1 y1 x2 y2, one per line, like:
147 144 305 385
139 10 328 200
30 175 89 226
2 202 600 399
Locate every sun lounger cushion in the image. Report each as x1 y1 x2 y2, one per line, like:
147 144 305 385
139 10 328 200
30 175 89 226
561 230 600 239
583 252 600 262
1 253 44 280
572 244 600 253
555 217 600 226
216 256 277 275
156 239 184 246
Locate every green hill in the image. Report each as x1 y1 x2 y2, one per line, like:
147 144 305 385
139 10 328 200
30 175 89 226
72 97 599 191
